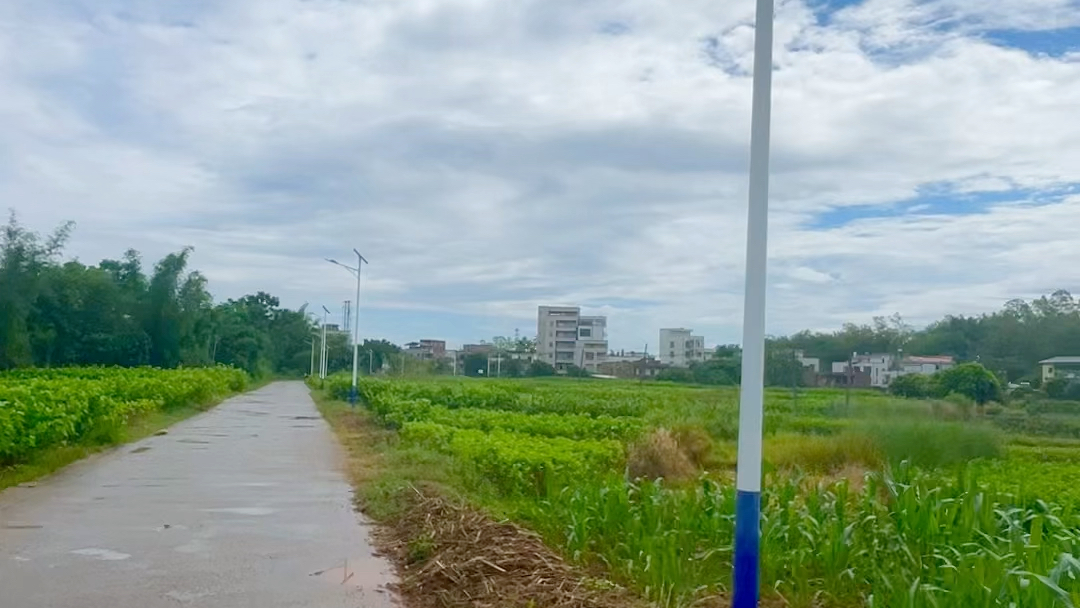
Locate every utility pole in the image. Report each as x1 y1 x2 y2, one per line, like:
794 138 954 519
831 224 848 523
309 339 316 377
846 351 855 409
792 348 799 409
320 306 331 379
732 0 776 605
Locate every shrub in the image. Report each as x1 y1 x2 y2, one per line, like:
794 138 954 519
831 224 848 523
931 362 1002 405
889 374 930 398
1045 378 1068 399
656 368 694 383
526 360 556 377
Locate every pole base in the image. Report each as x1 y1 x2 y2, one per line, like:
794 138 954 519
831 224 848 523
348 386 358 407
733 489 761 608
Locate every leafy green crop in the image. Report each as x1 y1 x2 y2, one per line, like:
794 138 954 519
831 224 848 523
317 373 1080 607
0 366 247 465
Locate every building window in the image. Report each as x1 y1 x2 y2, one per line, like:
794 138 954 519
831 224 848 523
585 352 595 360
549 342 554 348
670 341 675 348
580 328 591 337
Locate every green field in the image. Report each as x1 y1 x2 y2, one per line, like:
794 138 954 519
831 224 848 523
317 374 1080 608
0 366 248 486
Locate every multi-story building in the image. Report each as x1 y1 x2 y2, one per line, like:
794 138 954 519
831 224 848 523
659 328 706 368
536 306 608 372
403 339 447 360
832 353 896 389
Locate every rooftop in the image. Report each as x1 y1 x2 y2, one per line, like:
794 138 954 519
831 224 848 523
904 355 954 364
1040 357 1080 364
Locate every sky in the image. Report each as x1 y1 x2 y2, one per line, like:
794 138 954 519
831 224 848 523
2 0 1079 351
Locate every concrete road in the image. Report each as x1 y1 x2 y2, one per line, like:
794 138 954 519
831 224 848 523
0 382 397 608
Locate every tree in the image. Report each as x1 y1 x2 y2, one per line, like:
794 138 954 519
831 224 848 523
564 364 591 378
889 373 930 398
499 357 525 378
657 367 694 383
765 343 804 387
690 360 738 385
1046 378 1068 399
526 360 556 377
0 212 73 369
0 214 319 376
931 363 1002 405
358 339 403 375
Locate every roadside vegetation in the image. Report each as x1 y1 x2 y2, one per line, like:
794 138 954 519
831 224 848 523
0 366 248 490
313 374 1080 608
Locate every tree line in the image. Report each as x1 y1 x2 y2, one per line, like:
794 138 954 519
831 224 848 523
0 213 320 376
662 291 1079 388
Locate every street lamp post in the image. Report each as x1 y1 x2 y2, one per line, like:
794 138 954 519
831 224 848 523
733 0 776 606
327 252 368 407
320 306 331 380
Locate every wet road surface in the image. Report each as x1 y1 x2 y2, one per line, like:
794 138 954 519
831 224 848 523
0 381 397 608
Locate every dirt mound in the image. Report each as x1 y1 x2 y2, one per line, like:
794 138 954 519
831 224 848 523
376 489 639 608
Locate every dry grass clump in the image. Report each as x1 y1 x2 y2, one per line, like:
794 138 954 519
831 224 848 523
626 428 697 483
378 489 639 608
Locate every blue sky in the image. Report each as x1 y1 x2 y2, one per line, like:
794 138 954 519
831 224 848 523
3 0 1080 350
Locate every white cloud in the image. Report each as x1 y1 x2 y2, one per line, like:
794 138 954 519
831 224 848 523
2 0 1080 349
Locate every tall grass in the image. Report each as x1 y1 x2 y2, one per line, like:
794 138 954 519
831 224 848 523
766 432 882 472
861 419 1003 468
521 466 1080 608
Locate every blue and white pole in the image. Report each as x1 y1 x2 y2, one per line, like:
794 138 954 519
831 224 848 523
733 0 775 606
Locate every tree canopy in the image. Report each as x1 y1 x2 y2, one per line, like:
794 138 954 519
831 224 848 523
1 213 315 377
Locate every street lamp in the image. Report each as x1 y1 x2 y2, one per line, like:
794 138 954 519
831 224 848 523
327 251 368 406
320 306 331 379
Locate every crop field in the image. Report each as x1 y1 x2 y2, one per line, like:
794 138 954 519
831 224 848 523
320 374 1080 608
0 366 248 468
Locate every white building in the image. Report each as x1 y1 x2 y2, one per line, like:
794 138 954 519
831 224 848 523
795 350 821 373
536 306 608 372
659 328 706 368
902 355 955 375
832 353 897 389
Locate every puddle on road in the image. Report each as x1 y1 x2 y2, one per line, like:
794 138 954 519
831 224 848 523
71 548 131 561
201 507 276 516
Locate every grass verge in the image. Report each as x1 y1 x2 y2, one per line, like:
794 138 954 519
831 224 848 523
311 389 642 608
311 389 461 519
